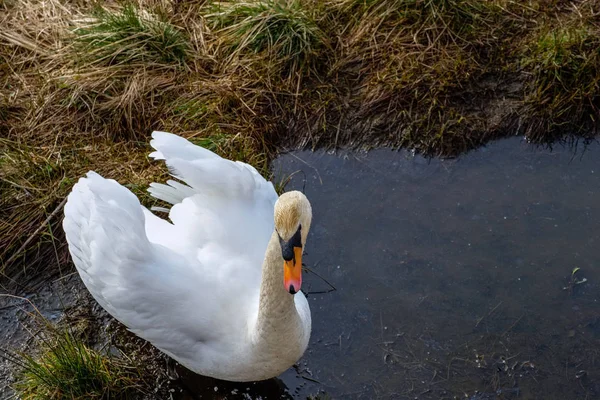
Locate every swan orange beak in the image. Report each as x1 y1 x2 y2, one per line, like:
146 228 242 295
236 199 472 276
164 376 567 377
284 246 302 295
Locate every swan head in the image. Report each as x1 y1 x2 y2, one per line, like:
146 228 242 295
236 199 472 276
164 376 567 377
274 191 312 295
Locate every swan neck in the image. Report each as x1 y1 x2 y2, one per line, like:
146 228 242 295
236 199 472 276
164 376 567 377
254 232 298 339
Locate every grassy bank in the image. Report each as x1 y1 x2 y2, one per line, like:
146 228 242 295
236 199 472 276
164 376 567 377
1 0 599 298
1 0 599 291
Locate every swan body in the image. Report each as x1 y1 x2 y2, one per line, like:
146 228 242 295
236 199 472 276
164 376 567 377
63 131 312 381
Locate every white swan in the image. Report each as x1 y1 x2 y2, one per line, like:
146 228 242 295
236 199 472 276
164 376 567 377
62 131 312 382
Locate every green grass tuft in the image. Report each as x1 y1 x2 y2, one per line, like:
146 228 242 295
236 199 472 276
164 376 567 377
13 327 145 399
206 0 324 75
74 4 189 66
520 21 600 138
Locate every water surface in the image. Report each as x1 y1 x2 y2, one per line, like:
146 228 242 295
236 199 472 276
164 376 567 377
270 136 600 399
4 136 600 400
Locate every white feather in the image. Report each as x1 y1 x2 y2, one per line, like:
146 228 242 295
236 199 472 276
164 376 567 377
62 131 306 381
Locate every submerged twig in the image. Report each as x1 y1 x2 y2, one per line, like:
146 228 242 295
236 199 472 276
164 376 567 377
301 375 321 384
475 301 503 328
502 314 525 336
303 263 337 294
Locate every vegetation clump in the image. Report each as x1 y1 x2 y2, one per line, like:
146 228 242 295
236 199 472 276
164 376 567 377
521 22 600 139
206 0 323 74
73 4 190 66
0 295 153 400
13 328 146 399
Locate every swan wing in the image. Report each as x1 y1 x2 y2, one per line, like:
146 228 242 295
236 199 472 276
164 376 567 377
63 132 279 365
146 131 278 267
62 171 267 363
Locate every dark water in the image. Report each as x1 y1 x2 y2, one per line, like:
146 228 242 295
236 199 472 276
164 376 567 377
264 137 600 399
4 136 600 400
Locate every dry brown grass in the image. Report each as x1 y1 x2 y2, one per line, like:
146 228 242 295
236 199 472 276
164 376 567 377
1 0 599 288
